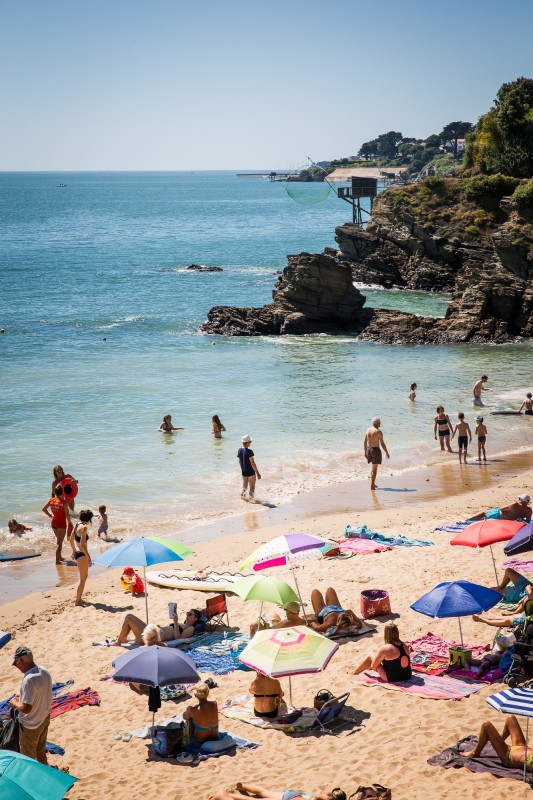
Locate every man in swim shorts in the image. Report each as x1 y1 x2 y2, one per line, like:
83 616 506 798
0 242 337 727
363 417 389 491
472 375 491 407
467 494 532 523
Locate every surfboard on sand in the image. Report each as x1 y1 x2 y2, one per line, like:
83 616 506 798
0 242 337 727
146 569 245 593
0 549 41 562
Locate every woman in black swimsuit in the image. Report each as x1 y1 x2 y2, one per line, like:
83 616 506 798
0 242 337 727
434 406 453 452
71 509 93 606
352 622 412 682
249 672 284 718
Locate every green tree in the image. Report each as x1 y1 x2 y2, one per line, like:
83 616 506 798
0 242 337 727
358 139 378 159
376 131 404 160
438 121 473 157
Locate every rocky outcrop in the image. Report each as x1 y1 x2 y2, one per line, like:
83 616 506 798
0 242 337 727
187 264 223 272
201 252 365 335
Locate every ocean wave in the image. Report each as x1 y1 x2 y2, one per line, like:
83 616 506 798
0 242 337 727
96 315 145 330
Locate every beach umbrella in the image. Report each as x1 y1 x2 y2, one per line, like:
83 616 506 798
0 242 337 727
410 580 501 645
93 536 194 620
450 520 525 582
0 750 78 800
486 687 533 782
232 574 300 631
504 523 533 557
112 645 200 727
239 534 329 618
238 625 338 705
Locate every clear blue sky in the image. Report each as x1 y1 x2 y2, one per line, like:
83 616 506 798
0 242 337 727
2 0 532 170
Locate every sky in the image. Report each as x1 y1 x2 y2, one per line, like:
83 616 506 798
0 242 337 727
1 0 533 170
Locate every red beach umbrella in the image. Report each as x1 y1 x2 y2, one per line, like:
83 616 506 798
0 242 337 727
450 519 525 581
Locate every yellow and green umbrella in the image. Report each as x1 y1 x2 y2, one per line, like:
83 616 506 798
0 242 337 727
232 575 300 631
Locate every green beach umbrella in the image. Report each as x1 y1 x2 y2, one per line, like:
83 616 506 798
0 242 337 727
232 575 300 631
0 750 77 800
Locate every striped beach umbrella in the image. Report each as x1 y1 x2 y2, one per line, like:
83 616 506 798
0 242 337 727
238 625 338 705
486 687 533 782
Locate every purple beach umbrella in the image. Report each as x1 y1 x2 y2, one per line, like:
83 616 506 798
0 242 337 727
504 523 533 557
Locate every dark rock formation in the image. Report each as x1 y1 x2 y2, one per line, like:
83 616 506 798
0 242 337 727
187 264 223 272
201 252 365 336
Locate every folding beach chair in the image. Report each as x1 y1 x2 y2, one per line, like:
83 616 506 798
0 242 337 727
204 594 230 631
312 692 350 733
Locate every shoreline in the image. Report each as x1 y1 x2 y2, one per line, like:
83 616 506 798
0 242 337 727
3 445 533 606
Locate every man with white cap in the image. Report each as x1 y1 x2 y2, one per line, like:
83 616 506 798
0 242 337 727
467 494 532 523
238 435 261 501
9 645 52 763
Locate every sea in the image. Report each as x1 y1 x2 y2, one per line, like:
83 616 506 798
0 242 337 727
1 171 532 553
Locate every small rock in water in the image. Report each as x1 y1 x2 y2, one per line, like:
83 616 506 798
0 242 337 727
187 264 223 272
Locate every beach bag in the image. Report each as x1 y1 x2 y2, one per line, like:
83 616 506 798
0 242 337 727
0 709 19 752
360 589 391 619
151 721 186 758
314 689 334 710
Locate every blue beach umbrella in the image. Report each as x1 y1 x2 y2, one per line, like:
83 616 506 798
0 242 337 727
504 523 533 557
410 580 502 645
0 750 77 800
94 537 194 620
486 687 533 782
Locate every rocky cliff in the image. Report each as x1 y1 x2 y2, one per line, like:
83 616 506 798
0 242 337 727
201 177 533 343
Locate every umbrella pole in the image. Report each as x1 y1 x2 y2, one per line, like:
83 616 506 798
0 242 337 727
489 545 499 584
458 617 464 647
290 563 308 623
144 566 149 623
258 601 263 633
289 676 293 708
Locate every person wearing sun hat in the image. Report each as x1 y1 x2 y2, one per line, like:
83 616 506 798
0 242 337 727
237 434 261 501
467 493 531 523
248 600 305 637
9 645 52 764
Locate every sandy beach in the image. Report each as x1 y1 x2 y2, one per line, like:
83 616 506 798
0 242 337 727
2 460 533 800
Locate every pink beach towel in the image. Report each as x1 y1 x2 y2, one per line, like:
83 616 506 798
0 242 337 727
335 539 393 555
50 688 101 718
447 665 504 684
407 632 487 660
356 672 484 700
501 558 533 572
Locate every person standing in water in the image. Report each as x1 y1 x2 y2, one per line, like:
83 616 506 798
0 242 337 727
434 406 453 452
473 375 491 407
71 510 93 606
451 412 472 464
212 414 226 438
158 415 184 432
408 383 417 401
42 484 71 564
519 392 533 415
364 417 390 491
238 435 261 501
475 415 488 462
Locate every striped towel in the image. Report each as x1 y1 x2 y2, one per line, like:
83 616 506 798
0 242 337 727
434 521 469 533
501 558 533 572
356 672 484 699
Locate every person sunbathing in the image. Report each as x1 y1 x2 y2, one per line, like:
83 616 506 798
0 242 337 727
249 602 305 637
463 714 533 772
249 672 284 718
210 785 346 800
493 567 533 603
472 594 533 629
310 587 362 635
109 608 204 646
352 622 412 682
466 494 531 523
183 682 219 746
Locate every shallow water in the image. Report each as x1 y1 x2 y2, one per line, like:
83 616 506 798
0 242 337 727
1 171 532 552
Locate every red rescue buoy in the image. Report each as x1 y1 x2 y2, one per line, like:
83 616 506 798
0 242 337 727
60 476 78 500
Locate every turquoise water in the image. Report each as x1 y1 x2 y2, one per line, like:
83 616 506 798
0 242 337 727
1 172 532 552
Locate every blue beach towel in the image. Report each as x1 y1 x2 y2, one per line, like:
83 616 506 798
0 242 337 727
187 631 251 675
344 524 433 547
434 521 469 533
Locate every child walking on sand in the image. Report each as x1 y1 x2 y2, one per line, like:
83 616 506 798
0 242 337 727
475 415 488 462
451 412 472 464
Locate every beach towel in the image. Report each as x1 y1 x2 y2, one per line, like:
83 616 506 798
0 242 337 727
182 730 259 762
50 688 101 718
407 632 487 660
187 631 251 675
0 680 74 716
221 694 319 732
447 665 504 684
356 672 485 699
328 621 377 640
502 557 533 572
92 634 206 648
45 742 65 755
410 655 449 676
428 735 533 785
336 539 393 555
343 525 433 547
434 521 469 533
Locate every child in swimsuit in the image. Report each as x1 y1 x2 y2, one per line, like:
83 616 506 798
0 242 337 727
451 412 471 464
475 416 487 462
8 518 33 536
520 392 533 415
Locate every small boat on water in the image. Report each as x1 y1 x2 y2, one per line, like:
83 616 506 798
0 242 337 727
56 183 67 188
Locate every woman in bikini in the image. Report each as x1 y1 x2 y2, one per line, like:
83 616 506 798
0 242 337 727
434 405 453 452
249 672 284 718
352 622 411 682
183 683 219 746
210 786 346 800
212 414 226 438
71 509 93 606
464 714 533 772
158 414 184 432
310 587 362 635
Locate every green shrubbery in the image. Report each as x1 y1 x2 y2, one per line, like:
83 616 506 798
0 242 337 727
512 178 533 210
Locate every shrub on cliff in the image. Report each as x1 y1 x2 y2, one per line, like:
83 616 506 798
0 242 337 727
464 173 520 210
512 178 533 210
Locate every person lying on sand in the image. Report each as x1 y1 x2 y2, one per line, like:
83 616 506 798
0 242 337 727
129 625 168 696
249 601 305 637
352 622 411 682
309 588 362 635
472 593 533 629
493 567 533 603
209 785 346 800
108 608 204 646
463 715 533 772
466 494 532 523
